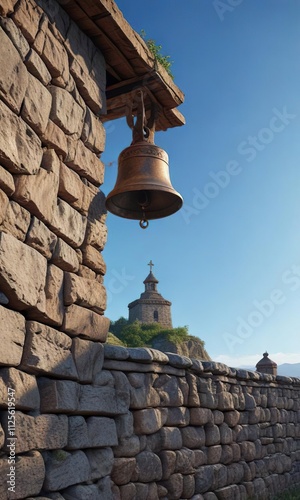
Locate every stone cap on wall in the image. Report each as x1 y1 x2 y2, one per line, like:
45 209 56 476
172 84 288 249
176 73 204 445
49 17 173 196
57 0 185 131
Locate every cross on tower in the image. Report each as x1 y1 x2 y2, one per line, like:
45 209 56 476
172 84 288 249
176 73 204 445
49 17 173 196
148 260 154 272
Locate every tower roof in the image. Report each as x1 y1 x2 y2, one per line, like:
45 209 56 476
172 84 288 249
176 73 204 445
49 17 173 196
256 351 277 368
143 271 159 284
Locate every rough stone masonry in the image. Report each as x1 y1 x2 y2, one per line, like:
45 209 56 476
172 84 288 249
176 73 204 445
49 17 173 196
0 0 299 499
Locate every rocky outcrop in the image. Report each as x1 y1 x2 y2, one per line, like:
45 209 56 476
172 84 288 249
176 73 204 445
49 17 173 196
151 334 211 360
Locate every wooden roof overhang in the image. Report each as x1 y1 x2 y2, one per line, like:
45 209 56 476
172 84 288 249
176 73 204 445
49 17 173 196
57 0 185 131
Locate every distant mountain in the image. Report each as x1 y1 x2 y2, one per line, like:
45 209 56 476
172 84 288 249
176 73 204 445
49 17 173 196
277 363 300 377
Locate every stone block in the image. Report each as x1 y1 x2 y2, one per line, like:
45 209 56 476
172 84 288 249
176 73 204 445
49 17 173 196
0 367 40 410
63 304 109 341
50 86 85 137
0 231 47 310
14 165 59 226
0 190 9 225
70 56 106 115
86 189 107 224
0 305 25 367
160 427 183 450
85 448 114 481
0 16 29 60
59 161 82 206
78 264 96 280
1 412 68 453
181 426 205 449
81 106 106 154
190 408 213 426
160 473 183 500
205 424 221 446
66 139 104 186
133 408 168 435
39 378 79 413
25 47 52 85
175 448 195 474
84 219 107 251
21 321 78 378
113 435 140 458
0 201 31 241
166 407 190 427
51 237 79 272
159 450 176 480
111 457 136 485
44 450 90 491
26 216 57 259
63 484 102 500
0 451 45 499
0 100 42 175
12 0 42 44
21 73 52 135
0 0 18 16
27 264 64 326
0 166 14 196
207 445 222 465
40 28 69 83
78 385 126 415
82 244 106 274
0 26 28 113
115 412 134 439
49 198 87 248
64 271 106 313
119 483 136 500
223 410 240 428
71 337 104 383
42 119 68 158
135 451 162 482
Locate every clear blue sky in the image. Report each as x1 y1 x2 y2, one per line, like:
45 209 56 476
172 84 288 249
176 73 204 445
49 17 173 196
102 0 300 367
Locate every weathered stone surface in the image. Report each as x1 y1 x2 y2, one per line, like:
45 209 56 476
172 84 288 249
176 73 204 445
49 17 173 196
64 272 106 313
0 451 45 499
28 264 64 325
0 166 14 196
70 56 106 115
58 160 82 206
63 484 102 500
51 237 79 272
14 165 59 225
78 264 96 280
0 16 29 59
134 408 168 435
63 304 109 341
67 415 117 449
72 337 104 383
21 73 52 135
25 47 52 85
160 473 183 500
1 412 68 453
42 119 68 158
159 427 183 450
0 26 28 113
21 321 78 378
0 231 47 310
190 408 213 426
205 424 221 446
82 244 106 274
0 0 18 16
0 190 9 225
111 457 136 485
44 450 90 491
49 86 85 137
81 106 106 154
40 28 69 83
50 198 87 248
26 216 57 259
84 447 114 482
181 426 205 449
166 407 190 427
66 139 104 186
39 378 79 413
115 412 134 439
78 385 127 415
135 451 162 482
0 100 42 174
84 219 107 251
0 200 31 241
0 305 25 366
12 0 42 44
0 367 40 410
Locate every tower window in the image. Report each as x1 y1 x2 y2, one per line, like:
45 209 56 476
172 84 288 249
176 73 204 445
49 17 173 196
154 310 158 322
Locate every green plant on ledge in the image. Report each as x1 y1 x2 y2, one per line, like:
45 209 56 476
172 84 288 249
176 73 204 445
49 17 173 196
140 29 174 79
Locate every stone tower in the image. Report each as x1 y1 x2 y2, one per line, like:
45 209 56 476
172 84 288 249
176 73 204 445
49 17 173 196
128 261 172 328
256 352 277 376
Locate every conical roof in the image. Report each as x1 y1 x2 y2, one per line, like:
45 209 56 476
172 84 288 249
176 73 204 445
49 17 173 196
143 271 159 284
256 351 277 368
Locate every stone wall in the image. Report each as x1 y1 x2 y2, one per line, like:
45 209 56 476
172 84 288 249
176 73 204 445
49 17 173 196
0 1 300 499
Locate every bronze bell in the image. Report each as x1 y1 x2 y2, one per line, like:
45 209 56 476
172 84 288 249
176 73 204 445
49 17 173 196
105 91 183 228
